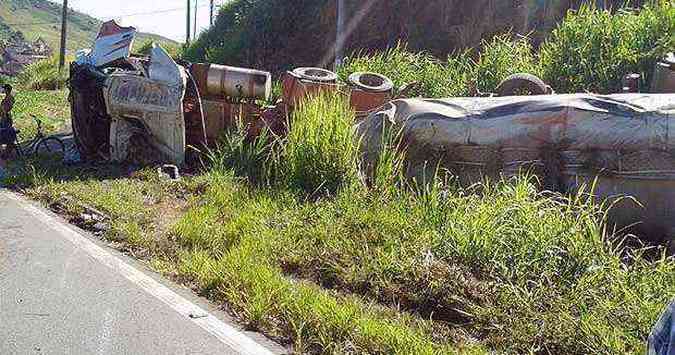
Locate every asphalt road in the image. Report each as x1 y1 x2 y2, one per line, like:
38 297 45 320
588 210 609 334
0 191 285 355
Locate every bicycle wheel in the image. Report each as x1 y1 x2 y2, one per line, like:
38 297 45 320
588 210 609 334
35 137 66 161
13 142 24 159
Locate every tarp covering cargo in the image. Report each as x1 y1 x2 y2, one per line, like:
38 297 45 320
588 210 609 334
357 94 675 243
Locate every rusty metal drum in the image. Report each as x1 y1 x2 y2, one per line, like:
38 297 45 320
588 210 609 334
347 72 394 118
281 68 339 108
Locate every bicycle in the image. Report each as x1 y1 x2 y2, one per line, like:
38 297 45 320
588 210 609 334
11 115 66 161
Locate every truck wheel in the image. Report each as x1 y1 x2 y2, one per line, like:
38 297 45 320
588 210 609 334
496 73 551 96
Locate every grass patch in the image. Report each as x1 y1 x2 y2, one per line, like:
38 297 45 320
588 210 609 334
338 44 472 98
470 35 540 94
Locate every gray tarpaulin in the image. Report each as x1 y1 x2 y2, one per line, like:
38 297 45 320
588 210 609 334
357 94 675 244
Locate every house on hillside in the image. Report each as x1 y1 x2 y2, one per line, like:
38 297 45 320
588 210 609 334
0 33 53 76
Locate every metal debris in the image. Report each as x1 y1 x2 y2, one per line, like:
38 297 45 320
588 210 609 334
158 164 181 181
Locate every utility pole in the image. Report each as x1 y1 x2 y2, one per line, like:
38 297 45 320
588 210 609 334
335 0 345 69
210 0 214 26
58 0 68 71
193 0 198 39
186 0 191 44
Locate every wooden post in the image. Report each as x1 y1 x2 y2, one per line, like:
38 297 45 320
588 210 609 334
58 0 68 71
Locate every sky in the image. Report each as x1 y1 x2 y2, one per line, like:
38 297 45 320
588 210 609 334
51 0 228 42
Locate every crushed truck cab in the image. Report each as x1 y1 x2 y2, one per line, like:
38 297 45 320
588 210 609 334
70 21 191 165
105 47 188 164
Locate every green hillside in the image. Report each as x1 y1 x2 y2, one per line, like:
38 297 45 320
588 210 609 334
0 0 177 54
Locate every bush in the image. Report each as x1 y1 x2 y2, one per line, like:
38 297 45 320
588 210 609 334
16 56 68 91
540 1 675 94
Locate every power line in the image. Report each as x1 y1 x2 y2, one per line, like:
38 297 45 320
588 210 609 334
3 3 216 27
3 21 61 26
103 4 211 21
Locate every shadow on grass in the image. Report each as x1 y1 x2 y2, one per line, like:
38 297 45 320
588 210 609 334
1 155 146 191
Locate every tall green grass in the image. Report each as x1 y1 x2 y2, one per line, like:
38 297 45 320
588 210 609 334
340 35 541 97
341 2 673 96
16 56 68 91
338 44 473 98
275 93 358 195
540 1 675 93
209 93 359 195
470 35 540 94
172 174 470 354
167 168 675 354
207 117 276 185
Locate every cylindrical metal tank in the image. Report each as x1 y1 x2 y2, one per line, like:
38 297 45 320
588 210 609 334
196 64 272 100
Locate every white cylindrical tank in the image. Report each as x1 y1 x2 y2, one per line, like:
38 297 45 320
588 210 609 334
205 64 272 100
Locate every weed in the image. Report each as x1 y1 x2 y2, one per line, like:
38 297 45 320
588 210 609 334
207 117 276 185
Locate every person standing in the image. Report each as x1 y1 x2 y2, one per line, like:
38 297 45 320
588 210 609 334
1 84 15 127
0 84 17 159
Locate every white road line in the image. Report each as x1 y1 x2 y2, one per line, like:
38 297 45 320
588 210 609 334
2 191 275 355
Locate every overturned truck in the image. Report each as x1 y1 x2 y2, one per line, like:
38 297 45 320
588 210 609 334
71 21 675 244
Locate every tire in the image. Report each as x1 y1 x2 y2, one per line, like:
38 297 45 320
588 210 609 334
35 137 66 161
496 73 550 96
291 67 338 83
348 72 394 93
